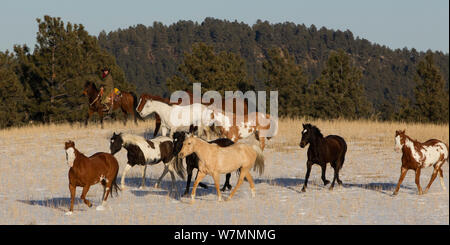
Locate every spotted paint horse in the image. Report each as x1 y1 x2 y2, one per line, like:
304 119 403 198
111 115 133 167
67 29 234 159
393 130 448 195
109 133 185 192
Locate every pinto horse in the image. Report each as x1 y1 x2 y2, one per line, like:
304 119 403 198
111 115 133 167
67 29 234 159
64 140 120 215
109 133 185 192
178 135 264 203
83 81 140 128
299 124 347 191
393 130 448 195
172 130 235 196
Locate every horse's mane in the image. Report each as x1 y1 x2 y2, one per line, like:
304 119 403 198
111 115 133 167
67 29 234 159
140 94 171 104
304 123 323 138
120 133 148 146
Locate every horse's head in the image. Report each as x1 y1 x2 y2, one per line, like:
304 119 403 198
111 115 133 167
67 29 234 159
394 129 406 152
136 95 152 117
83 81 98 97
172 131 187 155
299 123 314 148
178 134 197 159
64 140 76 168
110 132 124 155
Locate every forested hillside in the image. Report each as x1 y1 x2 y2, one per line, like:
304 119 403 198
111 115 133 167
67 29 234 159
97 18 449 113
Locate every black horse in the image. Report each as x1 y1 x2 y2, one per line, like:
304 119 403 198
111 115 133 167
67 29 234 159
172 130 235 196
299 123 347 191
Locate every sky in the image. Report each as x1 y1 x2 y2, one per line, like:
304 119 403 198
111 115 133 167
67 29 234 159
0 0 448 53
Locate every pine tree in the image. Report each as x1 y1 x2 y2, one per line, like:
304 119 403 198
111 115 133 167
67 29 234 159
309 49 372 119
262 48 308 117
167 42 253 94
413 52 449 123
0 52 29 128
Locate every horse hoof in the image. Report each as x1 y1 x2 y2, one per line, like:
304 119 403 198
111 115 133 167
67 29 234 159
301 188 306 192
96 205 105 211
324 180 330 186
154 184 160 189
64 211 73 216
392 192 398 196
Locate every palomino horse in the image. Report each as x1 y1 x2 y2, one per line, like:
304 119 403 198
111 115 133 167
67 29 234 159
83 81 140 128
393 130 448 195
299 124 347 191
178 135 264 203
172 130 235 196
64 140 120 215
109 133 185 192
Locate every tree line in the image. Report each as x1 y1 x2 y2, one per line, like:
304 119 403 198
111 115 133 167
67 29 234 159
0 16 448 128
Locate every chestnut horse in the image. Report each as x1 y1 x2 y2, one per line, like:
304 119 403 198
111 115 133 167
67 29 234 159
178 135 264 203
64 140 120 215
83 81 140 128
393 130 448 195
299 124 347 192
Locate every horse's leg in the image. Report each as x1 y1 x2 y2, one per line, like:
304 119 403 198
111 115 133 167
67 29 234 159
424 164 441 194
161 126 168 137
80 185 92 208
190 171 206 204
122 109 128 126
438 168 446 191
168 169 177 194
212 172 222 201
301 160 313 192
121 164 132 189
85 109 93 127
221 173 232 192
228 168 248 201
67 184 76 214
155 164 169 188
140 165 147 189
320 164 330 186
259 136 266 151
393 167 408 196
329 164 339 191
98 109 104 129
183 164 194 196
245 172 256 198
415 168 423 195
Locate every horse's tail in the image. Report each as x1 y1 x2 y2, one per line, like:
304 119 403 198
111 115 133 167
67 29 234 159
171 157 186 180
131 91 144 121
251 144 265 176
110 165 121 198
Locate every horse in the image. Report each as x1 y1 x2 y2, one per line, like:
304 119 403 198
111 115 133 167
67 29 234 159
392 130 448 195
109 133 185 192
136 97 216 138
83 81 141 128
136 94 276 150
137 92 250 139
299 123 347 192
64 140 120 215
178 135 264 203
172 130 235 196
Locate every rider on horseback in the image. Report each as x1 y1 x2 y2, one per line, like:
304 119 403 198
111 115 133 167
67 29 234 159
99 67 120 113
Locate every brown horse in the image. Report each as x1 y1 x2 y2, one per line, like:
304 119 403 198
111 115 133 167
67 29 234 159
393 130 448 195
83 81 140 128
64 140 120 215
178 135 264 203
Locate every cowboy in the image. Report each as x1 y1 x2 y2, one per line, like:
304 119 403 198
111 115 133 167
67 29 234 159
99 67 118 112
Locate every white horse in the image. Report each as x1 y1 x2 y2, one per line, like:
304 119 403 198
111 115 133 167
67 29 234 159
137 98 216 138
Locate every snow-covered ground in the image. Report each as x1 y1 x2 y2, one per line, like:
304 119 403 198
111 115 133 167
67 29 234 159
0 122 448 225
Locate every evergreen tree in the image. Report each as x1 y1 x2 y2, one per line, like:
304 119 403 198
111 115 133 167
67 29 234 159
167 42 253 94
262 48 308 117
0 52 29 128
309 49 372 119
413 52 449 123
